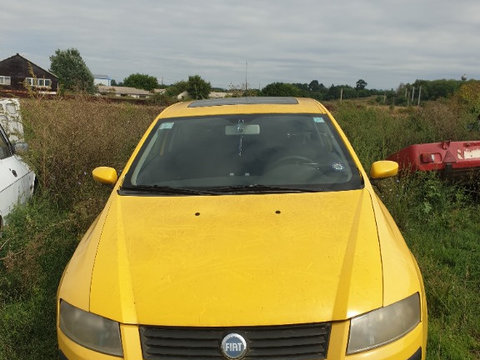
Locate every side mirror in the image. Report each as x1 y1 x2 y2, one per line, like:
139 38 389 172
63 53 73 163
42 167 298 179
13 142 29 154
370 160 398 179
92 167 118 186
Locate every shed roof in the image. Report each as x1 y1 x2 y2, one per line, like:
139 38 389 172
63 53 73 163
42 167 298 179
94 74 111 80
97 85 151 96
0 53 58 79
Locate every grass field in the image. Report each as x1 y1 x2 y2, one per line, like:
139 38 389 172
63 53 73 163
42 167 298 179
0 96 479 359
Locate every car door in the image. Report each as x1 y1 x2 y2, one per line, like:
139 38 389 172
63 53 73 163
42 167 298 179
0 127 33 223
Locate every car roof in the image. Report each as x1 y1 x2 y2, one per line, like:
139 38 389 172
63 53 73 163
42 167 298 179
158 97 329 118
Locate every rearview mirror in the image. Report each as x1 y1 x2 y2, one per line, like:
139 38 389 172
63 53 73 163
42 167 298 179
225 124 260 135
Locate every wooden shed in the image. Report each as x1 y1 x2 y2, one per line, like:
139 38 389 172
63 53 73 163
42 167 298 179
0 53 58 93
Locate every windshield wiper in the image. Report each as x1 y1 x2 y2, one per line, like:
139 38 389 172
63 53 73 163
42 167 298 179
120 184 320 196
205 184 319 194
120 184 217 196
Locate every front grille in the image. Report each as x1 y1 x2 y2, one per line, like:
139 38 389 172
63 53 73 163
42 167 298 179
140 322 331 360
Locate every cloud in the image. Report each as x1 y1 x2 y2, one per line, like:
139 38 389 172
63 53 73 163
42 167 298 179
1 0 479 89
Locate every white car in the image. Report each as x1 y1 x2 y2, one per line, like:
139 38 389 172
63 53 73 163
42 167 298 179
0 100 36 228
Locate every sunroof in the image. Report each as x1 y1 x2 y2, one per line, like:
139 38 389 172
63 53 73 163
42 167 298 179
188 97 299 108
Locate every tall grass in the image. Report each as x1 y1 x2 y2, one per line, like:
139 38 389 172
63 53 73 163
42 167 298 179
335 101 478 170
0 195 78 358
20 96 160 207
0 97 479 359
377 174 480 360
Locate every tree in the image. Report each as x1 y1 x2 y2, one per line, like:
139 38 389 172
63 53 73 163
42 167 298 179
186 75 211 99
261 82 301 97
309 80 321 92
166 80 188 97
123 73 159 91
457 81 480 114
49 48 94 93
355 79 367 90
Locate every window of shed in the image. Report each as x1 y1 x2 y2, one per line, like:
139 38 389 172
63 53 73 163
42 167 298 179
37 79 51 87
25 77 52 88
0 76 11 86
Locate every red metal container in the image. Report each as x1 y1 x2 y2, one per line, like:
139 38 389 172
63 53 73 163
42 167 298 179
388 140 480 177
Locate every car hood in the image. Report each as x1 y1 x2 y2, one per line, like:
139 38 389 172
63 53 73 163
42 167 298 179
89 189 383 326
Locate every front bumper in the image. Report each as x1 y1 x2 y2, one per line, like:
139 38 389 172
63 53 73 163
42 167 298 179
58 319 425 360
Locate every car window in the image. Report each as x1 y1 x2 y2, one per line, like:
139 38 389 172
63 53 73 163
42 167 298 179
123 114 363 193
0 130 12 160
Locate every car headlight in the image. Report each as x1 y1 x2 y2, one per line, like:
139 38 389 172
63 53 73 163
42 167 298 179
347 293 420 354
59 300 123 357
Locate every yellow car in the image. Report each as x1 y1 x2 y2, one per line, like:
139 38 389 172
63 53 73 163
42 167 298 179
57 97 427 360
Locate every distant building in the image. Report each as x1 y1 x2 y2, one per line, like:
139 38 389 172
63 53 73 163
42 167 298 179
176 91 232 100
0 53 58 93
97 85 152 99
209 91 231 99
177 91 189 100
94 74 112 87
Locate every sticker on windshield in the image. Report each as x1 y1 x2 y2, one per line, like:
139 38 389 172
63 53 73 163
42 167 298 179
313 117 325 123
160 122 174 130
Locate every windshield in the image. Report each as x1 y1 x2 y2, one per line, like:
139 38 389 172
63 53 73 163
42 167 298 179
122 114 363 194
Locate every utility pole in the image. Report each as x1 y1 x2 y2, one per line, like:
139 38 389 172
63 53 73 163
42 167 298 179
411 87 415 104
245 60 248 92
340 88 343 102
417 86 422 106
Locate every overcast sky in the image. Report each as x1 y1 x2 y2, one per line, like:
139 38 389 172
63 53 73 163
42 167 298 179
1 0 479 90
